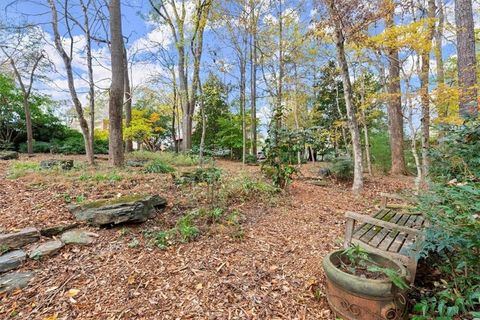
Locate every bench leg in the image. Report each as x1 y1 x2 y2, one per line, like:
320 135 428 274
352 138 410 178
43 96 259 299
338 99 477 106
344 218 355 249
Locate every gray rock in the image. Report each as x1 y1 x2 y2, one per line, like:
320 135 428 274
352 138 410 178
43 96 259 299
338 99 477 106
0 227 40 250
67 194 167 226
318 168 332 178
29 240 64 259
0 272 34 293
0 250 26 273
0 151 18 160
40 159 74 170
40 223 79 237
61 230 98 245
125 160 149 167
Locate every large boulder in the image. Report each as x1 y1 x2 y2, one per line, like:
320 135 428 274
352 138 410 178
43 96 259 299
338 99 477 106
0 250 26 273
0 151 18 160
40 159 74 170
0 272 34 294
40 223 79 237
0 227 40 250
67 194 167 226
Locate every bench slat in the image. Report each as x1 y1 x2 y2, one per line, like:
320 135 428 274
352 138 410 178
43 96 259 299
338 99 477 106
353 209 390 238
366 212 404 248
388 214 418 253
345 211 420 236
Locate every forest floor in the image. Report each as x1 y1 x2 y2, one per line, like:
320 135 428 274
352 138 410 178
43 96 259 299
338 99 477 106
0 154 413 320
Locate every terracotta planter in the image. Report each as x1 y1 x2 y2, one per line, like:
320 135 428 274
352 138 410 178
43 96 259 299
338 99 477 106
323 250 409 320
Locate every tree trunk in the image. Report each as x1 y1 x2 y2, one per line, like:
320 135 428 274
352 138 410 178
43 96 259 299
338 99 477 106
386 10 406 175
123 47 133 153
80 0 96 162
455 0 478 118
250 0 257 157
23 98 33 156
419 0 436 180
360 75 372 175
240 54 247 164
335 83 349 155
48 0 94 165
108 0 125 167
435 0 447 118
326 0 363 193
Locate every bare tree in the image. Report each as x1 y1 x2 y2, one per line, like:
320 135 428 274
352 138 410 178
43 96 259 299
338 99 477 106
48 0 95 164
149 0 212 151
108 0 124 166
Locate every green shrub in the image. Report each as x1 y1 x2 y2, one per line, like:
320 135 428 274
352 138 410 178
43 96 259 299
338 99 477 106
79 172 123 182
129 151 198 166
245 154 257 164
220 174 279 204
19 141 51 153
143 160 175 174
7 161 41 179
413 121 480 319
330 159 354 181
369 132 391 174
176 215 199 243
175 167 222 185
50 130 108 155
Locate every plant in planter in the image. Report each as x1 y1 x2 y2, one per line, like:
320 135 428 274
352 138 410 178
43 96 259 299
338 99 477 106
323 245 409 320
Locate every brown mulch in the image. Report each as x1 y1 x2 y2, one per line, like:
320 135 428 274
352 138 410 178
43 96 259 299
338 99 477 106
0 155 413 319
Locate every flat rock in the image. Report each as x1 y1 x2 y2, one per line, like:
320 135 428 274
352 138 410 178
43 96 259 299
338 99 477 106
0 250 26 273
125 159 149 167
0 227 40 250
29 240 64 259
0 272 34 293
67 194 167 226
40 159 74 170
0 151 18 160
61 230 97 245
40 223 79 237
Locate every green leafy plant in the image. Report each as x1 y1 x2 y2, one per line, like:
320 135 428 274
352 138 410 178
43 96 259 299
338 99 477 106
330 158 354 181
412 121 480 319
176 215 199 243
340 245 408 289
143 159 175 174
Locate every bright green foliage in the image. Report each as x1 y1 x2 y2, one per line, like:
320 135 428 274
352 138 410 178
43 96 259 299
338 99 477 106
369 131 392 174
78 172 123 183
7 161 41 179
176 215 200 243
124 109 166 151
414 121 480 319
143 160 175 174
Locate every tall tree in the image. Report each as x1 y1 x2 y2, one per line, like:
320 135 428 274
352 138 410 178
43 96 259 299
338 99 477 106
454 0 478 118
0 27 46 156
385 6 406 175
323 0 364 193
109 0 125 166
419 0 436 179
48 0 94 164
249 0 259 157
150 0 212 151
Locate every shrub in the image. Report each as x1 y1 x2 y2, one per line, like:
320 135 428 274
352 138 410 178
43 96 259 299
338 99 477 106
129 151 198 166
330 159 354 181
220 174 279 204
7 161 41 179
143 160 175 174
19 141 51 153
245 154 257 164
413 121 480 319
50 129 108 155
369 132 391 174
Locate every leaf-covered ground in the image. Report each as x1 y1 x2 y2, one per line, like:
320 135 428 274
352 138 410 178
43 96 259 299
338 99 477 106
0 155 412 319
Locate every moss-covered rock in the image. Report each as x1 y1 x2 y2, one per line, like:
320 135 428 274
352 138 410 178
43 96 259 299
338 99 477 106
67 194 167 226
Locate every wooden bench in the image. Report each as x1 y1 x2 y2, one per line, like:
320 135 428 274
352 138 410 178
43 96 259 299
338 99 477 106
343 193 425 281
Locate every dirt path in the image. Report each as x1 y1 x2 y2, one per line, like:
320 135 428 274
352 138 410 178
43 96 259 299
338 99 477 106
0 158 412 319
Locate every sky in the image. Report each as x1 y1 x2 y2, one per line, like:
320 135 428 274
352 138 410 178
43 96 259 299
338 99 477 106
0 0 478 134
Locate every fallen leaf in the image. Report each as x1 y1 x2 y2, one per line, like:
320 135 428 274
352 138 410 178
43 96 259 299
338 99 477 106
66 289 80 297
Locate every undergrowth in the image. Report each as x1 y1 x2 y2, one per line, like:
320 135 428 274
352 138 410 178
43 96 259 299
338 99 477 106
129 151 199 167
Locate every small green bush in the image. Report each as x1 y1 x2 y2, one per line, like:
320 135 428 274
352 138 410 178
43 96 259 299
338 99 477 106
129 151 198 166
144 160 175 174
176 215 199 243
330 159 354 181
245 154 257 164
7 161 41 179
19 141 51 153
79 172 123 182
